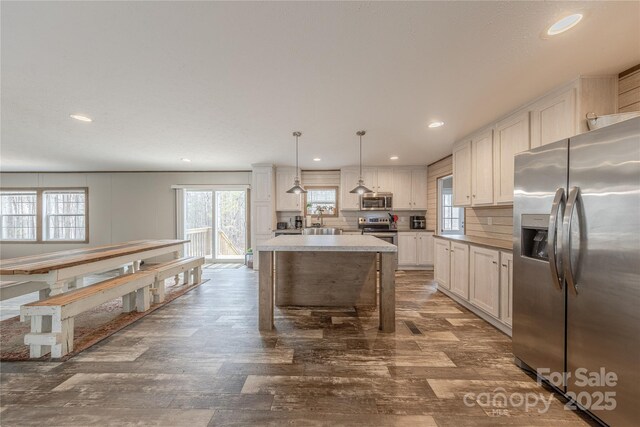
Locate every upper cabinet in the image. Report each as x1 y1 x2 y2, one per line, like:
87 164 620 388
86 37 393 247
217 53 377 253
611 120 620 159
376 168 394 193
471 130 494 206
340 167 361 211
530 88 575 149
252 167 273 202
493 111 530 204
340 166 427 211
452 141 472 206
392 168 413 210
411 169 428 210
275 167 302 212
451 75 616 207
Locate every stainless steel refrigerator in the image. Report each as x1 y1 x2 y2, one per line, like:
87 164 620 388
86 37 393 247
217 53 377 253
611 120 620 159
513 117 640 426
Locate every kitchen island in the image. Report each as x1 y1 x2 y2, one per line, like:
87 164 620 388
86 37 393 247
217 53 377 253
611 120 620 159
256 235 397 332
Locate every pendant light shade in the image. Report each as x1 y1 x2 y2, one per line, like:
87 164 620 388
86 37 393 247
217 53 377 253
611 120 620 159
350 130 373 194
286 131 307 194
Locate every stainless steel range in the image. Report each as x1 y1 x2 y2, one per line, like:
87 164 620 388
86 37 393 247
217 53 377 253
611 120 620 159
358 216 398 268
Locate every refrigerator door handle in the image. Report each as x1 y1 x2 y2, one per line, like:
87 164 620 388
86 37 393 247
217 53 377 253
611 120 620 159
562 186 580 295
548 187 565 290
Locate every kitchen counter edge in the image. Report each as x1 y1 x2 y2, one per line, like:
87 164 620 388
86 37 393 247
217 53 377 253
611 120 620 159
433 234 513 251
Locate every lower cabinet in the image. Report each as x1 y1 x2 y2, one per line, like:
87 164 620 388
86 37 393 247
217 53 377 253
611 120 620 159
398 232 434 268
434 239 450 289
433 237 512 332
449 243 469 299
499 251 513 326
469 246 500 318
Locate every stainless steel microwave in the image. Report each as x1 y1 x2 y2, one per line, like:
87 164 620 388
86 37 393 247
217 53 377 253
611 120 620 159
360 193 393 211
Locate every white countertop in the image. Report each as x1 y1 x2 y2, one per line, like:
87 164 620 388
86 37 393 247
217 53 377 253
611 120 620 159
257 235 397 252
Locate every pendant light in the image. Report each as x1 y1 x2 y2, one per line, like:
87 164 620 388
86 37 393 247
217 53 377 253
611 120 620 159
350 130 373 194
286 131 307 194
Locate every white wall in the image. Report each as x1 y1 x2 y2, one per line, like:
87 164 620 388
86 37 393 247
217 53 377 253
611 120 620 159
0 171 251 259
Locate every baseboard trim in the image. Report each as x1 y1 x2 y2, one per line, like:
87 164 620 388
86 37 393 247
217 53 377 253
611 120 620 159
437 285 512 337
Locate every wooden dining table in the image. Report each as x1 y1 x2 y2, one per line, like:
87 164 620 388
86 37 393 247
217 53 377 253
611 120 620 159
0 240 188 296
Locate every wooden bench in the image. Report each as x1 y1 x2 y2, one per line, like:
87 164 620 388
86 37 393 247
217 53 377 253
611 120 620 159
145 256 204 303
0 281 51 302
20 271 155 359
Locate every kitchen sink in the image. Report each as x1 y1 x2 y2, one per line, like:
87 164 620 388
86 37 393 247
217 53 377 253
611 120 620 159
302 227 343 235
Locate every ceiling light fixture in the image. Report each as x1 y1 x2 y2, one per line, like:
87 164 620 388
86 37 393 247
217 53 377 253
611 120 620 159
313 157 321 162
70 114 92 122
428 121 445 128
350 130 373 195
390 156 399 160
547 13 583 36
286 131 307 194
181 158 192 162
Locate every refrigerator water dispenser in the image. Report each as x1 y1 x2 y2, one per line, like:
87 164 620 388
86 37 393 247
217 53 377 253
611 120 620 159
521 214 550 261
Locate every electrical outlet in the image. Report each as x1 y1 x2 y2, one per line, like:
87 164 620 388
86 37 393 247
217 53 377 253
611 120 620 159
487 217 493 226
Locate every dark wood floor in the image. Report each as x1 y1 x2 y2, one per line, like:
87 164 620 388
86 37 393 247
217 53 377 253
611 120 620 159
0 268 594 426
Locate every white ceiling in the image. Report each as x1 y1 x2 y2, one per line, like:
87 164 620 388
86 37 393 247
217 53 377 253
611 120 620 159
1 1 639 172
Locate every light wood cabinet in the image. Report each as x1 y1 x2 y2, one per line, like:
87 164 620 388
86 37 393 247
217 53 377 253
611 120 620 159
469 246 500 318
449 242 469 299
341 166 427 211
392 169 413 210
362 168 378 192
254 203 273 235
361 167 395 193
253 167 273 202
500 251 513 326
493 112 530 204
251 165 276 270
417 232 434 266
398 233 417 266
434 238 513 333
377 168 394 193
411 169 428 210
275 167 302 211
340 168 361 211
530 88 576 148
471 130 494 206
452 142 472 206
434 239 450 289
398 232 433 267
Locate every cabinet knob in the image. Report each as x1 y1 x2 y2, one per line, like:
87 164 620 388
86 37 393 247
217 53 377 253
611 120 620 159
473 195 476 198
450 250 454 253
492 261 497 264
466 196 469 199
502 264 508 267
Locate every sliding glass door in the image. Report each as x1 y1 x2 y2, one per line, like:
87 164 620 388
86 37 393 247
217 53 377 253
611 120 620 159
184 190 246 262
214 191 246 261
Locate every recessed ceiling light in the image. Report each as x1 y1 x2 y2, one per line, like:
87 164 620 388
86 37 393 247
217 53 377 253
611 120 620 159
547 14 583 36
69 114 92 122
428 121 445 128
313 158 321 162
181 158 192 162
390 156 399 160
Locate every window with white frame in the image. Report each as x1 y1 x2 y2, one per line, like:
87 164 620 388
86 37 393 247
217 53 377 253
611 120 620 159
43 190 87 241
304 187 338 216
0 188 88 242
0 191 38 241
438 176 464 235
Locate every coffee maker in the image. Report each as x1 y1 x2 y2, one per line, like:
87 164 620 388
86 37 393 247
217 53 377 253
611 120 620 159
410 215 426 229
294 215 304 229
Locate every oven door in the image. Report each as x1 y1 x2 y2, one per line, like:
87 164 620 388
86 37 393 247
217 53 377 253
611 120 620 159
360 195 391 211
